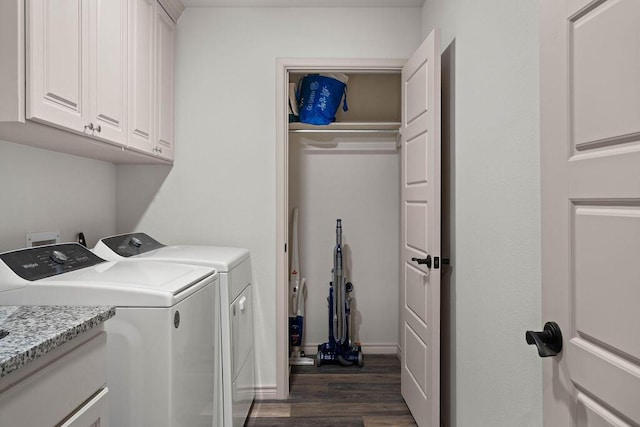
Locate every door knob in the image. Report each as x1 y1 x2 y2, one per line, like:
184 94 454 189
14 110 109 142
526 321 563 357
411 255 431 269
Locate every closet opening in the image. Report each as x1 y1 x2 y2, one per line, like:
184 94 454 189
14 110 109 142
276 58 406 399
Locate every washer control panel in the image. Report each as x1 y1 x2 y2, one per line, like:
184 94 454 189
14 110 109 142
100 233 165 257
0 244 106 281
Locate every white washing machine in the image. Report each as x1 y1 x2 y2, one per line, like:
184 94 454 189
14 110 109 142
0 243 219 427
93 233 255 427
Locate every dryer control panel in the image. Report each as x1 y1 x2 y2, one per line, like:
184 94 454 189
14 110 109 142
0 244 106 281
100 233 165 257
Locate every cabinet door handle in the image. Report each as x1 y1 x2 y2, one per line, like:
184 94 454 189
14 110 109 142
83 123 101 134
239 296 247 312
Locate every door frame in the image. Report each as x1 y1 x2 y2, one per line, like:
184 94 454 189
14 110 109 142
275 58 406 399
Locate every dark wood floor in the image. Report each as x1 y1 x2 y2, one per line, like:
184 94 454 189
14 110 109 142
246 354 417 427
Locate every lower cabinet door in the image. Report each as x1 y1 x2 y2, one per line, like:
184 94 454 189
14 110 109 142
61 387 109 427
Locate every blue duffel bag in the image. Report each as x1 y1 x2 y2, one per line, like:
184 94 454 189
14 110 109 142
297 74 348 125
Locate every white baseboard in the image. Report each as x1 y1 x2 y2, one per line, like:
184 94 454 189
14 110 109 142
299 342 398 356
254 384 278 400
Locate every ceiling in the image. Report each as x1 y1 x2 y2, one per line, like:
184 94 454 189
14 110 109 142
181 0 424 7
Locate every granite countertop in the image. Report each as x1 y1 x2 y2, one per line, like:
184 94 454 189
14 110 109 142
0 305 116 378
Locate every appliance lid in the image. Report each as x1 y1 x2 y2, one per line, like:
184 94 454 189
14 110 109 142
135 245 249 271
0 243 217 301
94 233 250 271
40 261 216 295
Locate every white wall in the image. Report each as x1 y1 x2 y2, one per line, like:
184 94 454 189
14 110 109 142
116 7 422 392
0 140 116 252
289 136 400 353
422 1 542 426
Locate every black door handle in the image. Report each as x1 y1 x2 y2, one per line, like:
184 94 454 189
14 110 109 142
525 321 563 357
411 255 431 269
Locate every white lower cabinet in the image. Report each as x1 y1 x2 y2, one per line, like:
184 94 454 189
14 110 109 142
0 331 109 427
61 388 109 427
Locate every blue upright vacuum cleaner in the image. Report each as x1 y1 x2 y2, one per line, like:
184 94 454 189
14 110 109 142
317 219 364 367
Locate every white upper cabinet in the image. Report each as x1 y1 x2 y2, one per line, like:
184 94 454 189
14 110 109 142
28 0 127 146
0 0 182 164
90 0 128 145
26 0 91 134
127 0 175 161
155 5 176 161
128 0 156 154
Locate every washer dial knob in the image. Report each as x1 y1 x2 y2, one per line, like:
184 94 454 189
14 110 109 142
129 237 142 248
50 250 68 265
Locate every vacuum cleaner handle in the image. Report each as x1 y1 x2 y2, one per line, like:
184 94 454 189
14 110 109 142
297 278 307 317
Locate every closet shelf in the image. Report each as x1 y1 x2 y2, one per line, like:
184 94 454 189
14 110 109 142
289 122 401 133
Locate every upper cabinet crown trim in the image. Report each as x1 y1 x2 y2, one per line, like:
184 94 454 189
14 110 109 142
158 0 185 22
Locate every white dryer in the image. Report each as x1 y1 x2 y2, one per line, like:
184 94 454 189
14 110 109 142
94 233 255 427
0 243 218 427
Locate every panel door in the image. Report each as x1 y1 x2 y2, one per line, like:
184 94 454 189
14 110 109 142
60 388 109 427
540 0 640 424
155 5 176 161
90 0 127 145
127 0 155 154
400 29 441 427
27 0 90 132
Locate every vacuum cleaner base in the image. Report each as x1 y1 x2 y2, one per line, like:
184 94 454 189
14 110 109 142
290 349 315 366
316 342 364 367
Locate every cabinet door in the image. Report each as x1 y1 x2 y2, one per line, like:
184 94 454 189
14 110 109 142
127 0 155 154
90 0 127 145
60 388 109 427
27 0 90 133
155 5 176 161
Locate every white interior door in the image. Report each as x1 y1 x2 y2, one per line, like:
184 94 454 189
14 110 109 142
540 0 640 425
400 29 441 427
